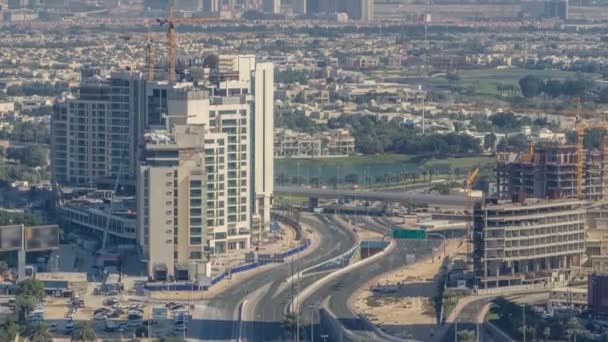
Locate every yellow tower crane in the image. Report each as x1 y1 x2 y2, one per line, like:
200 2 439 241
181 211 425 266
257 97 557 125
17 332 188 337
156 0 223 83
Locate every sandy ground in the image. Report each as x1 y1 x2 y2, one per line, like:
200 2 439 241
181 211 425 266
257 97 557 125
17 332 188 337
351 240 466 331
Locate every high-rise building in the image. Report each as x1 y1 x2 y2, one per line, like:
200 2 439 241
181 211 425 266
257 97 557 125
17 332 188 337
137 124 206 281
292 0 306 15
341 0 373 21
136 57 274 280
203 0 219 12
51 71 146 188
8 0 27 9
252 63 274 240
306 0 320 15
261 0 279 14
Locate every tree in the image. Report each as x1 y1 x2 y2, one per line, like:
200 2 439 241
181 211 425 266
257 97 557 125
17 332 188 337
18 279 45 299
16 295 38 320
282 313 296 336
565 317 582 342
344 173 359 184
203 54 219 70
71 321 97 342
545 79 563 98
497 134 529 152
0 260 8 274
457 329 477 342
519 75 544 98
7 145 47 167
0 321 19 342
543 327 551 342
25 323 53 342
599 86 608 104
483 133 497 151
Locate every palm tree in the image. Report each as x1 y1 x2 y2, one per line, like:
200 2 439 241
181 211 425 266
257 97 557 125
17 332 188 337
26 323 53 342
71 321 96 342
457 329 476 342
543 327 551 342
565 317 583 342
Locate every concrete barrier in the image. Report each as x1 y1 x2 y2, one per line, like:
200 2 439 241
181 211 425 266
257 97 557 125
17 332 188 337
290 238 396 314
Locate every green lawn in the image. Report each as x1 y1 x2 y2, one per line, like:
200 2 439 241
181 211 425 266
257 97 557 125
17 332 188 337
426 67 601 96
422 156 494 169
276 154 413 167
275 154 495 186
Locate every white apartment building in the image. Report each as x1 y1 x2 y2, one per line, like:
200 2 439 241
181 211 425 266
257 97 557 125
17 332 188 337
137 58 274 280
51 72 145 187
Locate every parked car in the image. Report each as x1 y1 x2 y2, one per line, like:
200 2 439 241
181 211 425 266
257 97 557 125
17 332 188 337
94 313 107 320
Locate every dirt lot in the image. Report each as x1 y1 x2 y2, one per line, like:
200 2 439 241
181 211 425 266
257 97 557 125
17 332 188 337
351 240 466 337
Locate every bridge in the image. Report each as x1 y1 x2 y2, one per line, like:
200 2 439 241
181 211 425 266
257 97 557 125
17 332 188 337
274 186 468 208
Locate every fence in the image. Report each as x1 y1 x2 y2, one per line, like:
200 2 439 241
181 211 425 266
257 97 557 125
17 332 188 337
146 240 311 292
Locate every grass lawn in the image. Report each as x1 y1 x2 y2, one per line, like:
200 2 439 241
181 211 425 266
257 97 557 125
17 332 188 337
422 156 494 169
426 67 601 96
443 291 467 319
276 154 413 167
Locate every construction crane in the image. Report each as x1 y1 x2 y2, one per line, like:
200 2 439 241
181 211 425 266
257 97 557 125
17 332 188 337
156 0 223 83
574 97 608 199
466 167 480 262
146 18 155 81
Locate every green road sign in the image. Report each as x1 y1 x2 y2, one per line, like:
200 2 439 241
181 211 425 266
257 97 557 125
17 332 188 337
392 227 426 240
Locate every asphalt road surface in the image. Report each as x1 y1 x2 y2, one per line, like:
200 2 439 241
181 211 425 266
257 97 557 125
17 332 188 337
298 220 441 342
188 214 357 341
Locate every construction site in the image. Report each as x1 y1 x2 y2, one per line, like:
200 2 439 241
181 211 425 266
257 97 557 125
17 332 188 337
473 115 608 288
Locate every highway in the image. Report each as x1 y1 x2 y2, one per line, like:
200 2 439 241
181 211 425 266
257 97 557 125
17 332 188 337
188 214 357 341
274 186 468 207
297 218 442 342
239 215 358 341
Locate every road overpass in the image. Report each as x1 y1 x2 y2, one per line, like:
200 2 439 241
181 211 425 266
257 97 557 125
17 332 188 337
274 186 468 208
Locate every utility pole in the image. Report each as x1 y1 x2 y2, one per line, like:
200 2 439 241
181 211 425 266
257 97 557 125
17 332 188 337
522 303 526 342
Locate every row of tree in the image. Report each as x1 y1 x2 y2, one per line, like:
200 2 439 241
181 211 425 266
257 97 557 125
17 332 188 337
491 297 599 342
327 114 483 155
5 81 68 97
518 74 593 99
0 121 50 144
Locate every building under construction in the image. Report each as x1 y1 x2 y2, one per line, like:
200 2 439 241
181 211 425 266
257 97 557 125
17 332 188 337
496 143 607 202
470 141 605 288
473 199 586 288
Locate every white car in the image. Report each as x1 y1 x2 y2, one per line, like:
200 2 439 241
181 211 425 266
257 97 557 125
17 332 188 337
94 313 107 320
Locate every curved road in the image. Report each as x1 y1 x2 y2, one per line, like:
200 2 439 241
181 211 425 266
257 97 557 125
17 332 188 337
240 215 358 341
298 219 442 342
188 213 357 341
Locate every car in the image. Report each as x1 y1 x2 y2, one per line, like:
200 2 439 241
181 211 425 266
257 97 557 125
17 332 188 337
107 290 119 296
103 297 119 306
174 324 187 332
94 308 109 315
108 310 120 318
65 321 74 333
94 313 107 320
128 310 143 320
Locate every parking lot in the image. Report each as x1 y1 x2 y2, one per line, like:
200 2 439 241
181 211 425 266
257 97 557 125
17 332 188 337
38 279 192 340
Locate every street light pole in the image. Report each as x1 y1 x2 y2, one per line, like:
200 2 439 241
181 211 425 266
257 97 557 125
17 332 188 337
522 303 526 342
